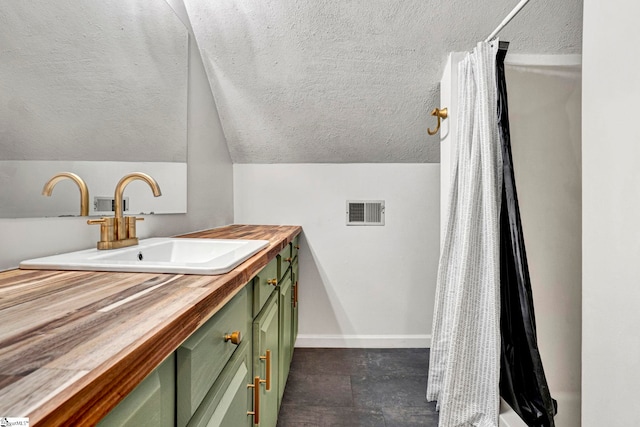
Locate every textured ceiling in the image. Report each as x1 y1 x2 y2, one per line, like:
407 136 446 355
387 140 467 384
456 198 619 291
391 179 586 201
182 0 582 163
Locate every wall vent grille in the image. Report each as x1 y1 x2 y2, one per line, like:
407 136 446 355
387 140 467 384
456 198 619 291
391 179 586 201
346 200 385 226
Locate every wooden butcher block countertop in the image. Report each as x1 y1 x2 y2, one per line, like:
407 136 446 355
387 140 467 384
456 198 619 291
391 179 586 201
0 224 301 426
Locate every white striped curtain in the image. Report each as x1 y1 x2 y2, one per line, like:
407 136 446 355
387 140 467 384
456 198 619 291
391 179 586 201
427 41 503 427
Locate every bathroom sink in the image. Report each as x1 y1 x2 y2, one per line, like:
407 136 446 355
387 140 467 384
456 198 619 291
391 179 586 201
19 238 270 275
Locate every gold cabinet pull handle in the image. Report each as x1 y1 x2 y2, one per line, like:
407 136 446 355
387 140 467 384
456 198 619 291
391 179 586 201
294 245 300 250
247 376 260 425
259 350 272 391
267 278 277 286
427 107 448 136
284 257 292 263
223 331 241 345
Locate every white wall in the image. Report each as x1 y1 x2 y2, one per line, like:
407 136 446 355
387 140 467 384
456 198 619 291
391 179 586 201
582 1 640 425
234 164 440 347
0 34 234 271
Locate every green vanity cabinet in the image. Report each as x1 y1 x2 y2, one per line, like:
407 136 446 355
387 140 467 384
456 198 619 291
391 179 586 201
177 288 249 427
185 340 253 427
277 269 293 405
98 234 301 427
252 291 280 427
98 353 175 427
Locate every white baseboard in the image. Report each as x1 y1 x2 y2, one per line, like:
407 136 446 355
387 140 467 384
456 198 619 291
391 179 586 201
295 334 431 348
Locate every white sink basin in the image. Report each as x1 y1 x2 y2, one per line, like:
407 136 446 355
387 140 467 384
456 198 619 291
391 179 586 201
19 238 270 275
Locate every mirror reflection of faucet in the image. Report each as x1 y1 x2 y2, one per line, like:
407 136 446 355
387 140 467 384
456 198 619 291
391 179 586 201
87 172 162 250
42 172 90 217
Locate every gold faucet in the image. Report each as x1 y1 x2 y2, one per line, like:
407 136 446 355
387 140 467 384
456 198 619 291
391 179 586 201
88 172 162 250
42 172 89 216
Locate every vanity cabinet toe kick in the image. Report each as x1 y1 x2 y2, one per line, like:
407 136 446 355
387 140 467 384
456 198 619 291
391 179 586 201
0 225 301 427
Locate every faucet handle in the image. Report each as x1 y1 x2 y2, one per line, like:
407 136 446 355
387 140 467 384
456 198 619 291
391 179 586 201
87 217 116 247
125 216 145 239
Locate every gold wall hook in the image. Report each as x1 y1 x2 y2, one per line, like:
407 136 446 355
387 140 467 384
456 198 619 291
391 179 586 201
427 107 448 136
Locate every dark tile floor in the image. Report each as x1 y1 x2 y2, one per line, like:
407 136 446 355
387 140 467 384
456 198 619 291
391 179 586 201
277 348 439 427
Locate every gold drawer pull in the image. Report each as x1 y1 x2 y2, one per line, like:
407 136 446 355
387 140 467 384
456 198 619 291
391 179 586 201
294 245 300 250
267 278 277 286
259 350 272 391
223 331 241 345
283 257 292 263
247 376 260 425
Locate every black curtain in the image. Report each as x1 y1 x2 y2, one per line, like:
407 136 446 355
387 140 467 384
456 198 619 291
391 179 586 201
496 44 557 427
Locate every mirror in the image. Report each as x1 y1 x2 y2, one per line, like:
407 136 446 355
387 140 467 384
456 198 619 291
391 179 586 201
0 0 188 217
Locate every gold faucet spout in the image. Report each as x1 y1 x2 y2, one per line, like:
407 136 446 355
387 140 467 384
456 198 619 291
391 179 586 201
114 172 162 240
42 172 89 216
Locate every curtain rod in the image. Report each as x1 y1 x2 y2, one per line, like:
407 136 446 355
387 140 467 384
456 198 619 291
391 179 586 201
485 0 531 42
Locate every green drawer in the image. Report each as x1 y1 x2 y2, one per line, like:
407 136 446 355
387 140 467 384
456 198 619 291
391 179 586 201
252 257 278 318
99 353 175 427
186 340 252 427
276 245 292 282
291 235 300 260
177 288 249 427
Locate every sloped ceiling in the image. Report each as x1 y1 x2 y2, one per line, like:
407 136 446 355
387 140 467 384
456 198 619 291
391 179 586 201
182 0 582 163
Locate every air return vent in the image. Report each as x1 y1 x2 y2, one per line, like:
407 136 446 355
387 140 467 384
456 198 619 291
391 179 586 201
94 196 129 213
346 200 385 226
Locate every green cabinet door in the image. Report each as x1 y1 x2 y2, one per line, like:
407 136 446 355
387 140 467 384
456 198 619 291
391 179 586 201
253 292 279 427
292 256 299 353
278 269 293 406
98 353 175 427
186 341 253 427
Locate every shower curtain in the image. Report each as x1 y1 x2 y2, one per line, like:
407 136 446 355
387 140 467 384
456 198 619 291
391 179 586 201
427 41 503 426
428 41 557 427
496 47 557 427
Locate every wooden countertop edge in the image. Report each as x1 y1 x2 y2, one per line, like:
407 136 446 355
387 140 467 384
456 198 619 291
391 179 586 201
21 224 302 426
